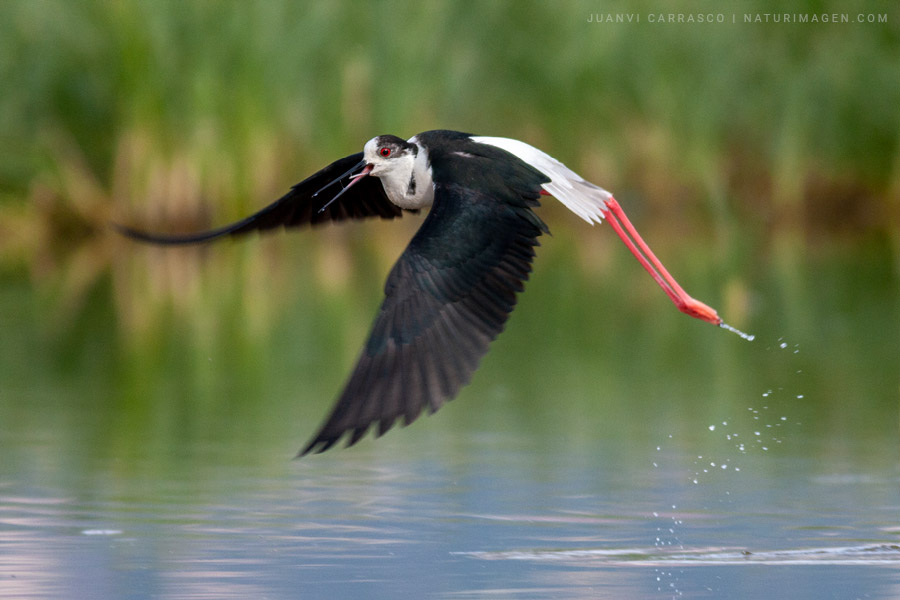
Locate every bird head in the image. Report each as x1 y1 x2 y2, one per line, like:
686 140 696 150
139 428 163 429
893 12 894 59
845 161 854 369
316 134 431 213
359 135 431 209
363 135 418 177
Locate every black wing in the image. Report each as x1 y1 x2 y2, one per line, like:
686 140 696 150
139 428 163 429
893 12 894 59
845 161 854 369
299 174 550 455
115 153 406 244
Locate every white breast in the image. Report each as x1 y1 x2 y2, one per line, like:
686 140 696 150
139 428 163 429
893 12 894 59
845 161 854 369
471 136 612 225
377 139 435 210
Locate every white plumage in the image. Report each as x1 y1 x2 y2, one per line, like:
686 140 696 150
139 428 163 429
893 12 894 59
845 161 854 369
471 136 612 225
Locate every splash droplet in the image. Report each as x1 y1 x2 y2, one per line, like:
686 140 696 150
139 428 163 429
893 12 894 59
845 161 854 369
719 321 755 341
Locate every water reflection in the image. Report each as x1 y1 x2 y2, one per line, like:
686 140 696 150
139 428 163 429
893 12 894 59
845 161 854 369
3 441 900 599
1 241 899 599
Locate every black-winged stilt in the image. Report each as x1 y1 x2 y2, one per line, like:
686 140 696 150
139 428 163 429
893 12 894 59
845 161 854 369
118 130 748 455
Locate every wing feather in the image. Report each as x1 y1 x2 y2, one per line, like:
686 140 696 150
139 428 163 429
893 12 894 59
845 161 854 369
299 154 550 455
116 153 406 244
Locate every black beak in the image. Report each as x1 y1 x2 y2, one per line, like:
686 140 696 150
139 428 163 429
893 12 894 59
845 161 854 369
314 160 374 214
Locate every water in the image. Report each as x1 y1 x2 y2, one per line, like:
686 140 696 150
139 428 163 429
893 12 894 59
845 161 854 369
2 239 899 599
718 321 755 341
4 431 899 599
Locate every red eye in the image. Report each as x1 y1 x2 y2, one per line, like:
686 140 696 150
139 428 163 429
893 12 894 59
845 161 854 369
379 147 392 157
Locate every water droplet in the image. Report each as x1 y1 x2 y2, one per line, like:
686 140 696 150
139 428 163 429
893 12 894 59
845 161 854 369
719 321 755 341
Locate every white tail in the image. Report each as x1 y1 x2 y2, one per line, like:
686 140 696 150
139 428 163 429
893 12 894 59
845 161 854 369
471 136 612 225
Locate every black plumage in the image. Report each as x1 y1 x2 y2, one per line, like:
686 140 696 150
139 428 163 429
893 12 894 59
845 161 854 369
300 134 550 454
119 131 560 456
114 153 407 244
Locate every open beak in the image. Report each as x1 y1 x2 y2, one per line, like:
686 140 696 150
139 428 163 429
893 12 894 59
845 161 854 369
316 161 375 214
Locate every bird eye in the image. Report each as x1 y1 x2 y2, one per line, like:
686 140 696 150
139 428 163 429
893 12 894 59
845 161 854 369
379 147 392 157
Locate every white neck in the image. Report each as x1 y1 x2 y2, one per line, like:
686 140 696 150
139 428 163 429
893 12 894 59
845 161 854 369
371 138 434 210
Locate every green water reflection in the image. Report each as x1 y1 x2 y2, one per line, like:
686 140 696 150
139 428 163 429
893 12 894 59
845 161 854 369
2 230 897 471
1 229 899 599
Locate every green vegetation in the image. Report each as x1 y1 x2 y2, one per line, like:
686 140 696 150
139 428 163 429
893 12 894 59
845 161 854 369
0 0 900 492
0 0 897 448
2 0 897 235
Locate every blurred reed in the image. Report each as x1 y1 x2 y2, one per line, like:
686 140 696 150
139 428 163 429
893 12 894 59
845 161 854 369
0 0 897 347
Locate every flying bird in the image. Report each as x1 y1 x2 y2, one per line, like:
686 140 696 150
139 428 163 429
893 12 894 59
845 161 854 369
118 130 743 456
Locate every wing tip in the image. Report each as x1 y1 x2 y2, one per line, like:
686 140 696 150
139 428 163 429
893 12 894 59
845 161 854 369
111 220 231 245
294 411 414 458
294 431 365 459
295 437 337 458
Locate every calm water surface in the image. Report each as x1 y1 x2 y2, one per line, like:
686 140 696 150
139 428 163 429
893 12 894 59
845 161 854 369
2 239 899 599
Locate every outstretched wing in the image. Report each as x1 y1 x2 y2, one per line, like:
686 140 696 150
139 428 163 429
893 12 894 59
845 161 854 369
116 153 406 244
299 173 550 455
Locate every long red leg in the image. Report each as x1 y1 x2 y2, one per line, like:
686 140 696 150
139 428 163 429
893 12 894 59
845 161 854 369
601 197 722 325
